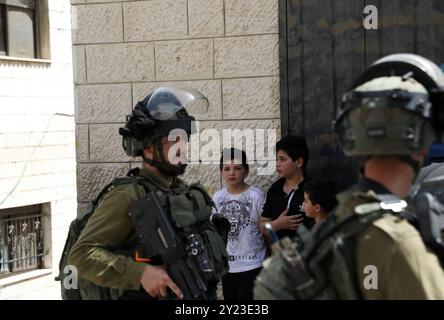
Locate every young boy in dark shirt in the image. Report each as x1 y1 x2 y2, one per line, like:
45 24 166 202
303 180 338 225
260 135 315 240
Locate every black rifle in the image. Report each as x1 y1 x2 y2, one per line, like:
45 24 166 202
128 191 210 300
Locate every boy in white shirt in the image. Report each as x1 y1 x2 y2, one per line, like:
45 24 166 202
213 148 267 300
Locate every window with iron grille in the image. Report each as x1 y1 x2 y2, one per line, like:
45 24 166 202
0 204 49 278
0 0 50 60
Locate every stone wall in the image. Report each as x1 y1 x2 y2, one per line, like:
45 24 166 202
72 0 281 207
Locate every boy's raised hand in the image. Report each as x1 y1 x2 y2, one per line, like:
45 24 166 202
275 208 304 230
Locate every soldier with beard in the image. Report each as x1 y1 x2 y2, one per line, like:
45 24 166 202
68 87 228 300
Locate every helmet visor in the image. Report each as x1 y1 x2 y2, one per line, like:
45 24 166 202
146 86 209 120
337 90 432 121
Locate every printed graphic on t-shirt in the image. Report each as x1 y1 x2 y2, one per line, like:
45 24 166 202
228 254 258 261
216 195 252 254
213 187 267 272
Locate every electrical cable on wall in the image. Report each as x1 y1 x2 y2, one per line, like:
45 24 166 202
0 113 75 207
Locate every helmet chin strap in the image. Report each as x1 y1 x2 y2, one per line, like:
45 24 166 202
142 138 186 176
397 155 421 177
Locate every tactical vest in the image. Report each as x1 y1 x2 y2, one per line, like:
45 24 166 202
129 175 229 299
58 169 228 300
255 189 411 300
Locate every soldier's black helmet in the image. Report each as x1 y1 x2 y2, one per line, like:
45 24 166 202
119 86 208 157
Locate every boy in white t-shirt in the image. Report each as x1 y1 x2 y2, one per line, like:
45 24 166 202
213 148 267 300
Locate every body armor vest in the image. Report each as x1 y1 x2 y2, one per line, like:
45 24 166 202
255 189 415 300
58 170 228 300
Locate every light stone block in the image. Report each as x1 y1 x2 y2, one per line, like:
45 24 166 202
132 80 222 120
1 189 58 210
76 124 89 162
0 163 22 180
195 119 280 164
72 3 123 44
244 165 278 192
72 45 86 84
5 132 26 148
179 119 279 179
86 0 132 2
75 84 132 123
123 0 187 42
181 163 221 196
214 35 279 78
86 43 155 83
89 123 130 162
1 146 26 163
77 163 129 202
155 39 213 81
189 0 224 37
225 0 278 35
222 77 280 119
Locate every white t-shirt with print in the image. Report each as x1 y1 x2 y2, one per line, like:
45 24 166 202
212 186 267 273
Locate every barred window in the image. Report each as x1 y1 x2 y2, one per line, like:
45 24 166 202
0 0 50 60
0 204 49 278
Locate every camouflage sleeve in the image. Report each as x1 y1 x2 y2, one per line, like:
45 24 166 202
356 217 444 299
68 185 147 290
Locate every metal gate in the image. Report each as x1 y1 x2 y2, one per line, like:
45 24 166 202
279 0 444 190
0 205 44 278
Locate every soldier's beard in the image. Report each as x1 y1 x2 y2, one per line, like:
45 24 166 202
152 144 187 176
156 161 187 176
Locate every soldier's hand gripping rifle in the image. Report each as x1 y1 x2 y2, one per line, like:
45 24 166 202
128 191 211 299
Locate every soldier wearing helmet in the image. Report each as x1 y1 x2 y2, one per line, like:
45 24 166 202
118 87 207 176
333 53 444 299
68 87 228 300
254 54 444 300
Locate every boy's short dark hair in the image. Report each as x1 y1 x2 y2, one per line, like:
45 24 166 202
219 148 249 172
276 135 309 169
303 180 338 213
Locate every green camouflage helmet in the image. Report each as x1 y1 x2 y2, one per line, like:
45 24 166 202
335 76 435 156
334 53 444 156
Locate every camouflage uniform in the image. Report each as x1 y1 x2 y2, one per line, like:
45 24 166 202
344 179 444 299
68 168 169 296
66 87 228 299
255 54 444 300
